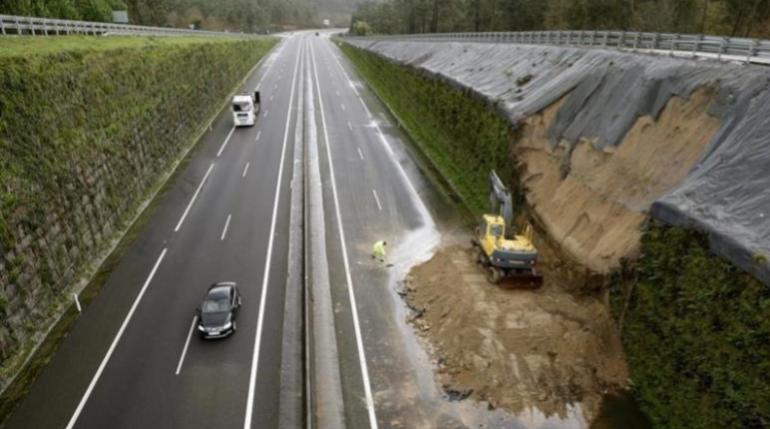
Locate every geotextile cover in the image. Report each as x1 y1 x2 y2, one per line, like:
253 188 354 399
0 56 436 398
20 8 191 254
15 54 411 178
346 39 770 285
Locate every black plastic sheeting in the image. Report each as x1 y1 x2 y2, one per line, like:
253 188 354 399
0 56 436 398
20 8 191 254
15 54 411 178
346 39 770 285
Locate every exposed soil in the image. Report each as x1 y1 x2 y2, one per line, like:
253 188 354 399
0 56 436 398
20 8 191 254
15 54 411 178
402 238 628 424
515 88 720 273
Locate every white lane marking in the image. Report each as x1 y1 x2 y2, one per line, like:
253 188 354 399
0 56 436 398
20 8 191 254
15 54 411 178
270 95 274 101
309 40 379 429
217 127 236 158
175 315 197 375
243 35 303 429
256 130 262 142
242 162 250 178
174 163 215 232
335 90 340 96
66 249 168 429
357 147 364 161
264 110 269 118
341 103 346 111
221 214 232 241
347 121 353 131
324 39 435 226
372 189 382 211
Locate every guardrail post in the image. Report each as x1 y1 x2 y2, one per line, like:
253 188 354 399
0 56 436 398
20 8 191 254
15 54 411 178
653 33 660 49
0 18 5 35
670 33 678 55
634 32 641 50
747 39 759 64
693 34 702 57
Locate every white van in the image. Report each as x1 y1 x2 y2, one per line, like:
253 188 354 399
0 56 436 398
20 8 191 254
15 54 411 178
232 91 260 127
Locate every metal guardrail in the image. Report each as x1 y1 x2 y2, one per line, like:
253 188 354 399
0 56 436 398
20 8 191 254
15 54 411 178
0 14 256 37
347 30 770 65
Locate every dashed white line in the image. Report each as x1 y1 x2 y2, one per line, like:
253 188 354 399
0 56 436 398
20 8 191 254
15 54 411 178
256 130 262 141
264 109 269 118
341 103 346 111
242 162 250 178
243 35 303 429
347 121 353 131
174 163 215 232
217 127 235 157
66 248 168 429
175 315 197 375
372 189 382 211
270 95 274 101
309 39 379 429
357 147 364 160
221 214 232 241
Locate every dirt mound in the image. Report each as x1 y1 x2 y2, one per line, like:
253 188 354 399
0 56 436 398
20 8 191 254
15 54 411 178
403 244 628 423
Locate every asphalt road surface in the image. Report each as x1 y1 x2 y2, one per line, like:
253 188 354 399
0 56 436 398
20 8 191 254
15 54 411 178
5 32 504 429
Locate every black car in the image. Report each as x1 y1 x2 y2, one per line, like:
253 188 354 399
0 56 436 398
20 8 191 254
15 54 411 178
196 282 241 339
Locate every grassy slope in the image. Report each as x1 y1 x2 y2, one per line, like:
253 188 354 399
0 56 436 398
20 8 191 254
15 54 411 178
0 36 251 58
338 41 513 215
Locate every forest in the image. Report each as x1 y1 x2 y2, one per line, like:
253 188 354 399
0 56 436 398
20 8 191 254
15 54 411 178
0 0 359 31
350 0 770 38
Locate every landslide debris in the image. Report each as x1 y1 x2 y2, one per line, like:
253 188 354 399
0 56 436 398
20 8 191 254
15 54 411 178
402 242 628 422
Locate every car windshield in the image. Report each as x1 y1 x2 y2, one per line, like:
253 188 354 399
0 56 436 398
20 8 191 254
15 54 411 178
232 102 251 112
202 297 229 313
490 224 504 238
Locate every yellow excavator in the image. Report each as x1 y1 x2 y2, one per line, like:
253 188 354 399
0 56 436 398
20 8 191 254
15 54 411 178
471 171 542 286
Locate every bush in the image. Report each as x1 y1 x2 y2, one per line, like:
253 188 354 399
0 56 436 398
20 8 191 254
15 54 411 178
616 223 770 429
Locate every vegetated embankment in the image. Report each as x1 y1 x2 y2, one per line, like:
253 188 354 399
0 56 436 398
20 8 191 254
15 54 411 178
0 36 276 398
340 38 770 428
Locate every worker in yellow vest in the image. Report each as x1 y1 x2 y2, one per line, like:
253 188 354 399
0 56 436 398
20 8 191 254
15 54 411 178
371 240 387 263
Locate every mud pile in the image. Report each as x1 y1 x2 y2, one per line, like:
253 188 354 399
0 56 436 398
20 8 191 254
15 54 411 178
402 244 628 422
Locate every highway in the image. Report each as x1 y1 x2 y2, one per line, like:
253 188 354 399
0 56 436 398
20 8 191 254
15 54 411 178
4 32 482 429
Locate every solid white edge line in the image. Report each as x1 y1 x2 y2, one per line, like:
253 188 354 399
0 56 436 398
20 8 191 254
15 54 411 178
66 248 167 429
243 35 303 429
357 147 364 161
309 40 379 429
256 130 262 142
175 315 198 375
174 163 215 232
372 189 382 211
217 127 236 158
221 214 232 241
324 39 435 227
242 162 250 178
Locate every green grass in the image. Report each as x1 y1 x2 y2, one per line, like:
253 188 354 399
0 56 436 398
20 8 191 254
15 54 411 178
0 35 263 58
338 40 514 216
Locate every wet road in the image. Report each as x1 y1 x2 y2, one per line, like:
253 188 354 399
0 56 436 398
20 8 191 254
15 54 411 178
5 35 303 429
5 31 591 429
